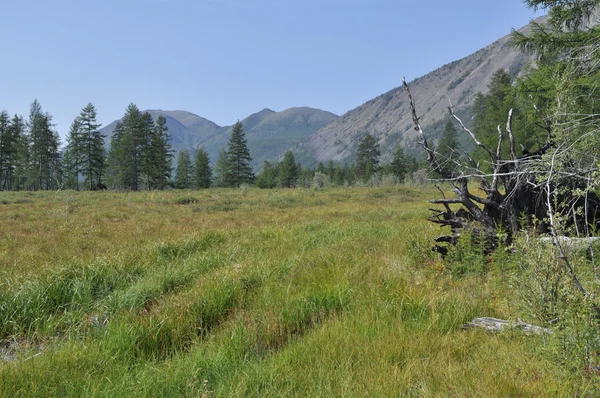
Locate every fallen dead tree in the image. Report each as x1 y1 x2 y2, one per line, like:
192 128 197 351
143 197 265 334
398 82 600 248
402 76 600 318
402 78 600 256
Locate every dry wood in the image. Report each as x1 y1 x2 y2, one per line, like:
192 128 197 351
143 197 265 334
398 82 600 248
462 317 553 335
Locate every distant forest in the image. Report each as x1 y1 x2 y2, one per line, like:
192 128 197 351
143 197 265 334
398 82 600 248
0 101 430 191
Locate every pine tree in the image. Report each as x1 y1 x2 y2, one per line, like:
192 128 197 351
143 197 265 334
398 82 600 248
175 150 194 189
28 100 60 190
10 115 28 191
64 117 83 190
79 103 104 190
0 111 11 190
279 151 298 188
148 115 172 190
0 114 24 190
140 112 156 190
225 121 254 187
213 149 229 188
391 144 407 183
194 147 212 189
106 104 145 190
256 160 279 188
355 134 380 182
333 166 345 186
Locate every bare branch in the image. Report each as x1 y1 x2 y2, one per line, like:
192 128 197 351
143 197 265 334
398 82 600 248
448 101 496 161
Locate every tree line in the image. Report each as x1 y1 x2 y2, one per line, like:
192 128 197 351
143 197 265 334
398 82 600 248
0 100 427 191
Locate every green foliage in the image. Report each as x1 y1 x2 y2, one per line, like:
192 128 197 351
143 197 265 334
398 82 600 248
147 115 173 190
390 144 407 183
279 151 298 188
194 147 211 189
256 160 279 189
78 103 105 190
27 100 62 190
174 149 194 189
355 134 381 182
225 121 254 187
106 106 172 191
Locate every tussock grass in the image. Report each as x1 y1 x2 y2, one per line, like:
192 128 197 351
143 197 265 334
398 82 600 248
0 187 596 396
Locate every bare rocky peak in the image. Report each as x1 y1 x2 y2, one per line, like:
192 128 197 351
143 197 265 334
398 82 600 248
297 17 547 163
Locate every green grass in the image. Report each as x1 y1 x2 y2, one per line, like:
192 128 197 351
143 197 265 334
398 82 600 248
0 187 596 396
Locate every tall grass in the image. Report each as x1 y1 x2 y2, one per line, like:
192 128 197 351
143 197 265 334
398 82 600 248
0 187 596 396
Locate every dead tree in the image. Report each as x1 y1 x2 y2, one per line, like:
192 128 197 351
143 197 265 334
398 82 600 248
402 78 600 256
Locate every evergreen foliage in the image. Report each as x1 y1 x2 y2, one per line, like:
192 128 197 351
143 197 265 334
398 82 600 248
78 103 105 190
213 149 230 188
390 145 407 183
225 121 254 187
175 150 194 189
194 147 212 189
147 115 173 190
279 151 299 188
355 134 381 182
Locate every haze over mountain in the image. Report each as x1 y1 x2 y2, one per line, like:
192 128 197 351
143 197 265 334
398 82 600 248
292 16 547 164
99 107 338 169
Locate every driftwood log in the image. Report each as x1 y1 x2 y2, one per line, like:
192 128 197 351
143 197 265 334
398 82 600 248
462 317 553 335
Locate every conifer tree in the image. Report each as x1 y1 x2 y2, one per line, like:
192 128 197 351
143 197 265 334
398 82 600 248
333 166 344 186
140 112 156 189
106 104 144 190
28 100 60 190
79 103 104 190
0 111 12 190
175 149 194 189
148 115 172 190
64 117 83 190
10 115 28 191
194 147 212 189
213 149 229 188
279 151 298 188
355 134 380 182
391 144 407 183
225 121 254 187
256 160 279 188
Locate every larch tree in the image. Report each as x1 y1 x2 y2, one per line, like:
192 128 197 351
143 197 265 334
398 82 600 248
79 103 104 190
148 115 172 190
390 144 407 183
64 117 83 190
355 134 381 182
225 121 254 187
279 151 298 188
194 147 212 189
175 149 194 189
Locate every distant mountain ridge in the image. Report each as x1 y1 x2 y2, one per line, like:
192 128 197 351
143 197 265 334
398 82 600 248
292 16 548 164
99 107 338 169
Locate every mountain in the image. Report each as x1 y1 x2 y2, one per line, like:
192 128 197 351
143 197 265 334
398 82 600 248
294 17 547 164
199 107 338 168
100 110 221 153
100 107 338 169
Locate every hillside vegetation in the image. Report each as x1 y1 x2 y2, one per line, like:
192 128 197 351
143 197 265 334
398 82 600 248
0 187 595 396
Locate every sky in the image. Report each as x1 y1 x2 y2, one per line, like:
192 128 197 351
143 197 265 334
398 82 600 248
0 0 544 140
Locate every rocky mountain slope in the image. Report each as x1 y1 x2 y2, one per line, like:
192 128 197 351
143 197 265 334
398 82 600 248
294 17 546 164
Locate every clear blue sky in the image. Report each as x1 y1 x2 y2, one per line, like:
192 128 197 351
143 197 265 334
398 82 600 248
0 0 543 139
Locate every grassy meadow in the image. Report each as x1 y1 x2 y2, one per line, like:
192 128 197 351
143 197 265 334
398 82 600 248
0 187 595 396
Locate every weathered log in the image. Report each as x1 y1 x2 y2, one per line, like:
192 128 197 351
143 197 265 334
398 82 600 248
462 317 553 335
